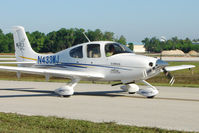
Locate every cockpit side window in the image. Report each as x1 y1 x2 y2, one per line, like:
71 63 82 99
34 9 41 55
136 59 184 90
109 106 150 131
87 44 101 58
69 46 83 58
105 43 133 57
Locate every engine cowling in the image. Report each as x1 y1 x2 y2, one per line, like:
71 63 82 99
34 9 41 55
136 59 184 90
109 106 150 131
120 84 139 94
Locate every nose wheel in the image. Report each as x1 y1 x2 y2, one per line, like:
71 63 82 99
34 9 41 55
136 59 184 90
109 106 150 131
136 80 159 98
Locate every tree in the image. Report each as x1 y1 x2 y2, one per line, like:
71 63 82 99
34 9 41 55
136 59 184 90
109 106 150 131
103 32 114 41
128 42 134 51
3 27 198 53
87 29 103 41
142 37 150 52
117 35 126 45
41 31 56 53
142 36 198 53
26 31 46 52
5 33 14 53
73 28 86 44
0 30 9 53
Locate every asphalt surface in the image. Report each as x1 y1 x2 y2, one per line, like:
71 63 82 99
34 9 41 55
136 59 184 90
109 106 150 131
0 58 16 61
162 57 199 62
0 80 199 132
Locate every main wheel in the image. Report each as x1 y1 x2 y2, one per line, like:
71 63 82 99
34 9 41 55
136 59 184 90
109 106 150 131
62 95 71 98
128 92 136 94
54 86 74 97
147 96 155 98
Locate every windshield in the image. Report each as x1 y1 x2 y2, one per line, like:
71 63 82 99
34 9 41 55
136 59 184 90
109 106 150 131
105 43 133 57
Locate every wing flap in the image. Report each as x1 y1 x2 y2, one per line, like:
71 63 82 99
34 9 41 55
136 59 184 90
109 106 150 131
165 65 195 72
0 66 104 79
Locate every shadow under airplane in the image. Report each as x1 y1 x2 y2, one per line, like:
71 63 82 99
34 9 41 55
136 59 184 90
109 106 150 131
0 87 199 102
0 88 56 98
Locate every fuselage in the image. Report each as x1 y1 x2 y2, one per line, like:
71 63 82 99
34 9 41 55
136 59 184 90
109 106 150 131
31 41 161 83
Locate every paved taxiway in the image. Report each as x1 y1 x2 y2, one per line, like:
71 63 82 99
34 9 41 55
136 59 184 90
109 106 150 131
0 55 15 61
0 80 199 132
162 57 199 62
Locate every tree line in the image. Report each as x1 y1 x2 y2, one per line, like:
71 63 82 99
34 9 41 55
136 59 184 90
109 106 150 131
0 28 129 53
142 37 199 53
1 27 199 53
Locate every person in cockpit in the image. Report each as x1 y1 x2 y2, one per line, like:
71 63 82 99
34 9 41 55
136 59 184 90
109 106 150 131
106 44 115 57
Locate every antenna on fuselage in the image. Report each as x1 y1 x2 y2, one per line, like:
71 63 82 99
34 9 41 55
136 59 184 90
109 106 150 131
83 32 91 42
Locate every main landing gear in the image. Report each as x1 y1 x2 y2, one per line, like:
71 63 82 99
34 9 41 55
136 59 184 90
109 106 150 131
120 80 159 98
54 79 80 97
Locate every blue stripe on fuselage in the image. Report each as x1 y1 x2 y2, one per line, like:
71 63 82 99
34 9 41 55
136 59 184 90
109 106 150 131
36 62 131 70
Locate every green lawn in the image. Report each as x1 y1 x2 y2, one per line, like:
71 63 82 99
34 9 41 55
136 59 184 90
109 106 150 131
147 62 199 86
0 112 194 133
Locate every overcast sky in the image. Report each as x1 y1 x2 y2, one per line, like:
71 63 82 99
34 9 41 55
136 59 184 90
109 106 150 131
0 0 199 44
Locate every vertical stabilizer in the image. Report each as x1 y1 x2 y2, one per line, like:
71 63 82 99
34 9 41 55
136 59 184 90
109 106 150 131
13 26 38 62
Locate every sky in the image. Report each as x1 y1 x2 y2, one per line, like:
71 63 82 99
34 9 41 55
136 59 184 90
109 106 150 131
0 0 199 44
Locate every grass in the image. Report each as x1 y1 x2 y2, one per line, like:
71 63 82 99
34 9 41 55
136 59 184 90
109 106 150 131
0 57 15 58
147 62 199 86
0 112 194 133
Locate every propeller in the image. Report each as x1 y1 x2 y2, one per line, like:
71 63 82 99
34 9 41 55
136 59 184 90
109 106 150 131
162 68 175 86
156 59 175 85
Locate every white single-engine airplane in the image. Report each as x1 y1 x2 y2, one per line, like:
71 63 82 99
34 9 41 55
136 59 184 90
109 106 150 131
0 26 195 98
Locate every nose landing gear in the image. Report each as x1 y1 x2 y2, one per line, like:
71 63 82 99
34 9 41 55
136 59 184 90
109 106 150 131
136 80 159 98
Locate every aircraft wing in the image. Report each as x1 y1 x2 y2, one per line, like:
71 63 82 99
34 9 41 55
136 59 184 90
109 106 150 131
0 66 104 80
164 65 195 72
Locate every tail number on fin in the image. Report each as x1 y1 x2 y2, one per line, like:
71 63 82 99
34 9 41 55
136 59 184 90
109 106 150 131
16 39 25 52
38 55 59 64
